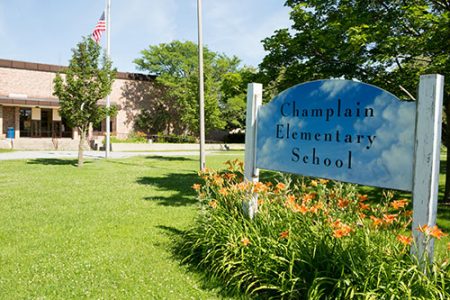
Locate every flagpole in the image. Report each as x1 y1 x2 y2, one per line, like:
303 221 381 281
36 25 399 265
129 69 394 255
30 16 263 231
197 0 206 171
105 0 111 158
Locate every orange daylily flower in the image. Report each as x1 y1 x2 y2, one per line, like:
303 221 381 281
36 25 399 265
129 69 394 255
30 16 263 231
404 210 413 217
237 161 244 171
383 214 397 224
279 230 289 239
241 237 250 246
236 182 250 191
370 216 383 227
391 199 409 210
310 180 319 187
298 204 309 214
430 226 448 240
359 202 370 210
285 194 296 204
397 234 413 246
302 193 316 203
224 160 236 171
331 219 342 229
338 198 350 208
219 188 228 196
358 194 368 201
416 224 448 239
333 224 352 238
310 202 323 214
359 213 366 219
208 200 218 209
192 183 201 191
253 182 268 193
276 182 286 190
319 179 329 185
224 173 237 180
212 175 224 186
417 224 430 234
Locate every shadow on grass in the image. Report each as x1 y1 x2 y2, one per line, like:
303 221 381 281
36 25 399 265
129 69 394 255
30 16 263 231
437 205 450 233
27 158 83 166
145 155 195 162
137 172 198 206
156 224 243 299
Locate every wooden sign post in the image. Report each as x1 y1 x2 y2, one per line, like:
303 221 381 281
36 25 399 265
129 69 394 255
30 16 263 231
412 74 444 263
243 83 262 219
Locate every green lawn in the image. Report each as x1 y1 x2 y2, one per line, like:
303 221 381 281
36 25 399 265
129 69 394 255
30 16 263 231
0 151 449 298
0 154 243 299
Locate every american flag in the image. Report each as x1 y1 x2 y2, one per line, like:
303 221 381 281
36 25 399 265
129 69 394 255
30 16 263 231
92 12 106 44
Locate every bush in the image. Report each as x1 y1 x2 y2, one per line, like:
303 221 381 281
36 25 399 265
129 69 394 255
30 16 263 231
110 131 148 143
149 134 197 143
224 132 245 143
180 160 450 299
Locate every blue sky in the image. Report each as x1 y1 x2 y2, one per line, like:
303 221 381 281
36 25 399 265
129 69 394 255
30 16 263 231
0 0 292 73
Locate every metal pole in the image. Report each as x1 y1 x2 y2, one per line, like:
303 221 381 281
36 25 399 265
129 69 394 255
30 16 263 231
197 0 206 171
105 0 111 158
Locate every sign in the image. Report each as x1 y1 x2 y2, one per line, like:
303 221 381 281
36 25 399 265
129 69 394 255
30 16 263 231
256 80 416 191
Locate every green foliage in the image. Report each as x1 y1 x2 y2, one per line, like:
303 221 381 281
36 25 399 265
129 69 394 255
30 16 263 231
53 36 116 166
53 37 116 131
181 161 450 299
220 67 257 129
259 1 450 103
134 40 253 134
259 0 450 201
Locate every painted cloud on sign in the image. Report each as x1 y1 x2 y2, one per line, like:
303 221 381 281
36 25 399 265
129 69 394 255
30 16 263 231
256 80 416 191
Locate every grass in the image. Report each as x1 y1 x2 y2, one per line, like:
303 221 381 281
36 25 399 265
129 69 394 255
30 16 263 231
0 154 243 299
0 150 449 298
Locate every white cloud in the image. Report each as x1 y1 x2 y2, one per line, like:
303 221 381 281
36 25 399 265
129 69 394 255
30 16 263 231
113 0 178 43
203 1 292 66
255 80 417 191
309 79 360 101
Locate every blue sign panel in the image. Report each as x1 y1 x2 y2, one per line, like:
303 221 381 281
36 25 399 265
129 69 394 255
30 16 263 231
256 80 416 191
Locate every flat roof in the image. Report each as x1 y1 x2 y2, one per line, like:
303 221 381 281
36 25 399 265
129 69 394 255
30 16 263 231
0 59 155 81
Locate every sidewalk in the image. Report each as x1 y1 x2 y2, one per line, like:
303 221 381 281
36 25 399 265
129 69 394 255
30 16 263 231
0 150 212 161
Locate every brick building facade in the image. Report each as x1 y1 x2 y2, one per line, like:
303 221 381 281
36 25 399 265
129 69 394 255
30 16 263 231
0 59 156 146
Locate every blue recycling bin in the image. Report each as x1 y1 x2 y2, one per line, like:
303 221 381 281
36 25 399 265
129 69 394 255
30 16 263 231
7 127 14 139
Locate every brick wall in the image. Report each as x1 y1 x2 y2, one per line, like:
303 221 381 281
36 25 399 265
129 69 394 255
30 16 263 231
3 106 15 134
0 60 157 139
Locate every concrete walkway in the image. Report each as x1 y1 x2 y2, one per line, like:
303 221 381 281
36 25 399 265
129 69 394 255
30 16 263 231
0 150 233 161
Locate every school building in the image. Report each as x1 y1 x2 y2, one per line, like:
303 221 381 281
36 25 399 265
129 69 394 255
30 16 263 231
0 59 155 149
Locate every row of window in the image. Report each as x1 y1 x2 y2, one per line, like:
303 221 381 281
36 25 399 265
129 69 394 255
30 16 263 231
19 108 72 138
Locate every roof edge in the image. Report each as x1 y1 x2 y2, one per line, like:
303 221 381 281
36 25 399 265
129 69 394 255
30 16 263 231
0 58 155 81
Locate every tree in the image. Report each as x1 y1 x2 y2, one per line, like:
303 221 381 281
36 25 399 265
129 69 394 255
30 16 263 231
53 37 116 167
220 67 257 129
134 40 245 136
259 0 450 199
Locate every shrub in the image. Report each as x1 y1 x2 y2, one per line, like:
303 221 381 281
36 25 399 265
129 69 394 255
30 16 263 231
180 160 450 299
224 132 245 143
109 131 148 143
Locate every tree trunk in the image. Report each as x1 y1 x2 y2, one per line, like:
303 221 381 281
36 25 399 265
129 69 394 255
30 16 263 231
443 102 450 203
78 128 86 167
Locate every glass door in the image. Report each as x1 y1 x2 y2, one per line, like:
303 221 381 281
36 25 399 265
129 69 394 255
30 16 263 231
19 108 32 137
40 109 52 137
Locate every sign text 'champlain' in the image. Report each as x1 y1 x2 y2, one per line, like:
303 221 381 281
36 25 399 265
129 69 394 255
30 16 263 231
275 98 376 169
